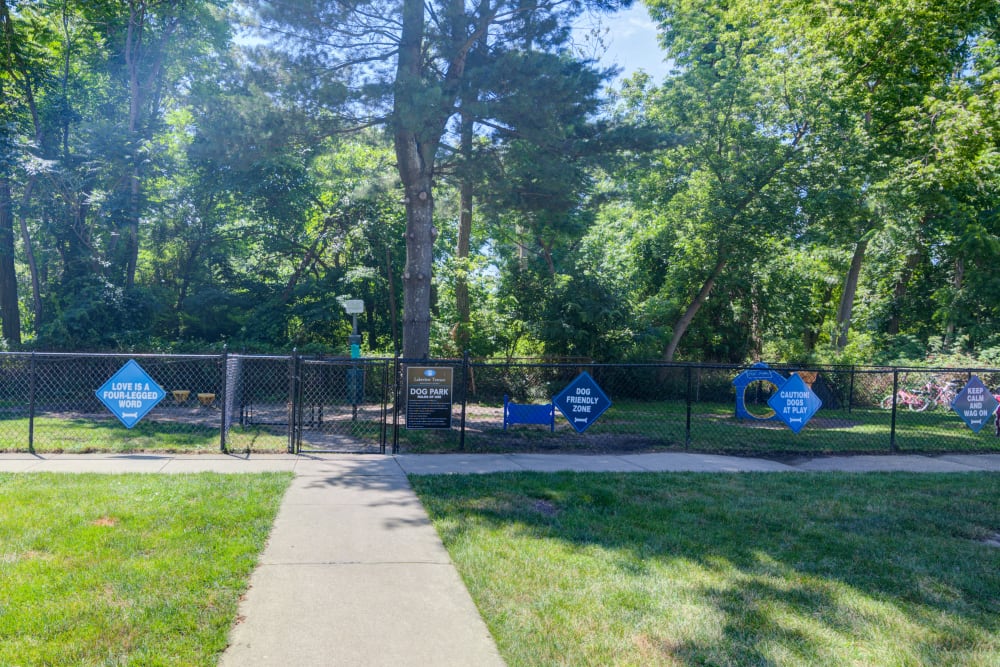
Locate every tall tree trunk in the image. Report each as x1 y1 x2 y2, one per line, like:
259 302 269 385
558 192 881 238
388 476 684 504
173 235 204 334
749 281 763 360
2 0 45 329
393 0 464 359
124 2 143 290
393 0 474 358
395 0 437 359
0 0 21 344
804 284 834 352
386 245 399 354
123 3 175 290
0 174 21 345
887 248 922 335
398 167 436 359
943 257 964 348
835 236 869 350
17 177 42 327
539 239 556 277
125 169 140 290
454 113 473 352
662 250 728 362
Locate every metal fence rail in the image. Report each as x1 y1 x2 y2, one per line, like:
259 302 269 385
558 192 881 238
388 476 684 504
448 361 1000 456
0 352 997 455
1 352 229 453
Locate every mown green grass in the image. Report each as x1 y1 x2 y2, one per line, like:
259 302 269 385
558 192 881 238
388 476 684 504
1 398 995 455
0 473 292 665
412 472 1000 666
0 417 288 453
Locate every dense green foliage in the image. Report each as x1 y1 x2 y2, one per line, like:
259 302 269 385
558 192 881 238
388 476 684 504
0 0 997 365
604 0 1000 365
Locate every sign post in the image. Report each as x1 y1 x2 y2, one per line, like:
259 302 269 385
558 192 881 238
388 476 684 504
405 367 453 429
95 360 167 428
553 372 612 433
340 298 365 418
341 299 365 358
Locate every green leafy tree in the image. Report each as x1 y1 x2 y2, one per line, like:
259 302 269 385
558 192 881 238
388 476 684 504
183 62 408 351
607 0 999 363
0 0 21 344
245 0 629 359
617 0 822 361
0 0 233 349
795 0 1000 352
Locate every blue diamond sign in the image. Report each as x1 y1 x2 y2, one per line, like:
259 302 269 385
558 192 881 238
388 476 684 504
96 360 167 428
553 372 612 433
767 373 822 433
951 375 999 434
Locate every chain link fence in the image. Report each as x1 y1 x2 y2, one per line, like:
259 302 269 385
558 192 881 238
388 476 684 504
1 352 997 455
3 353 229 453
436 361 1000 456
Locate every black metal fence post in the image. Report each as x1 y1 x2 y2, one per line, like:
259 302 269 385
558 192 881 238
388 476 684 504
392 356 400 454
685 365 692 450
219 346 228 453
459 351 469 451
287 350 299 453
890 368 899 453
28 352 36 454
848 365 856 414
380 360 389 454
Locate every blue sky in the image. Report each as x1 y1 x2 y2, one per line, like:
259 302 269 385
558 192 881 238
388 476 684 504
574 4 669 82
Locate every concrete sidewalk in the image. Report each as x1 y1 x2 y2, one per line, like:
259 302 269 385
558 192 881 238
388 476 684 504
218 456 504 667
1 451 998 666
2 451 999 474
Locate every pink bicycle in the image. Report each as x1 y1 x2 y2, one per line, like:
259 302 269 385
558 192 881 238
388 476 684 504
920 378 960 411
880 387 930 412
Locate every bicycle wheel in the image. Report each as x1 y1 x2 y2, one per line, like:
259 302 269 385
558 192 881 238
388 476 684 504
909 395 930 411
880 394 895 410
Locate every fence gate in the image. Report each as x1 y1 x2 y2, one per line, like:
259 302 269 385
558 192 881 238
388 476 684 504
290 358 391 453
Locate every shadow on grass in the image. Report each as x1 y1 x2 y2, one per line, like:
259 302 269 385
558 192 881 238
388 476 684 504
412 472 1000 665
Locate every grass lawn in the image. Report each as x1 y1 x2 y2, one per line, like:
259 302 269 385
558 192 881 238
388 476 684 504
0 417 289 454
0 398 995 456
0 472 292 665
411 472 1000 666
398 399 1000 455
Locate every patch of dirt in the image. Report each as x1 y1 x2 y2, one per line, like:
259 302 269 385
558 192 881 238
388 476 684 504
92 516 118 527
1 550 51 564
711 416 861 429
634 633 683 661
